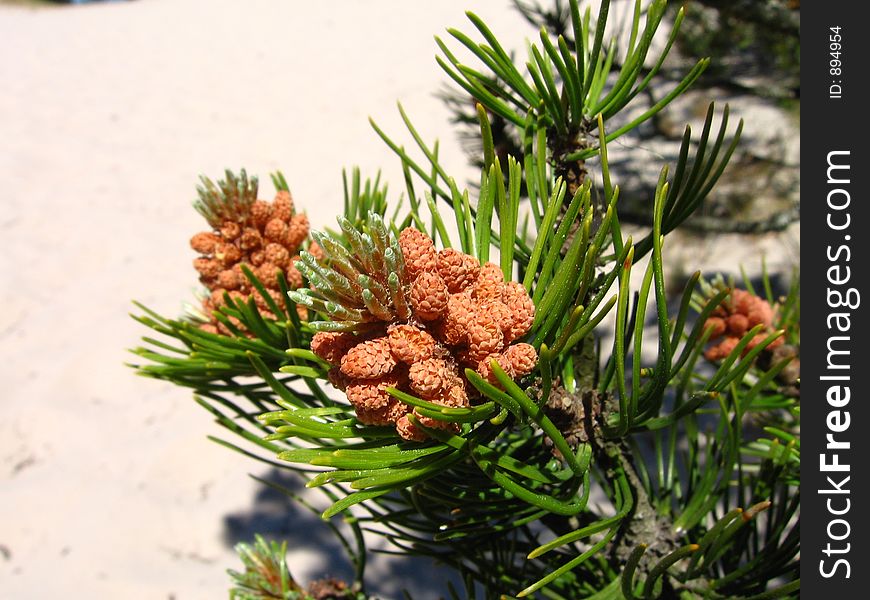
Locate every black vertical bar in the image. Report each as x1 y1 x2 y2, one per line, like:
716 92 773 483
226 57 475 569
802 3 868 596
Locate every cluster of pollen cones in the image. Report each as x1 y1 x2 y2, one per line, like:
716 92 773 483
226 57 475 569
303 223 538 441
189 189 319 333
703 288 784 361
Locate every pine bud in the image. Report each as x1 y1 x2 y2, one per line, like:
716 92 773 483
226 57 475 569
409 358 453 399
250 200 273 227
190 231 220 254
340 337 398 379
502 281 535 341
467 313 504 361
396 414 427 441
727 313 749 337
437 248 480 292
474 262 505 300
264 218 288 243
220 220 242 240
410 271 449 321
239 228 262 251
436 292 476 345
703 316 727 338
264 243 291 269
272 190 294 222
286 213 309 249
476 353 516 387
194 257 222 279
387 324 436 363
399 227 437 278
311 331 358 366
504 343 538 377
216 243 242 266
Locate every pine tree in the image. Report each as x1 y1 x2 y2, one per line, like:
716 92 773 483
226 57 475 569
131 1 800 597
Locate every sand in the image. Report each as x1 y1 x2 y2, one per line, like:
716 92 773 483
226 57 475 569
0 1 797 598
0 1 531 597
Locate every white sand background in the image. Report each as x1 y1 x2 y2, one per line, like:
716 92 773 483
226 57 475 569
0 1 798 598
0 1 532 598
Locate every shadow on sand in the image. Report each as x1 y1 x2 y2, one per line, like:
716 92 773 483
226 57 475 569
223 467 458 599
